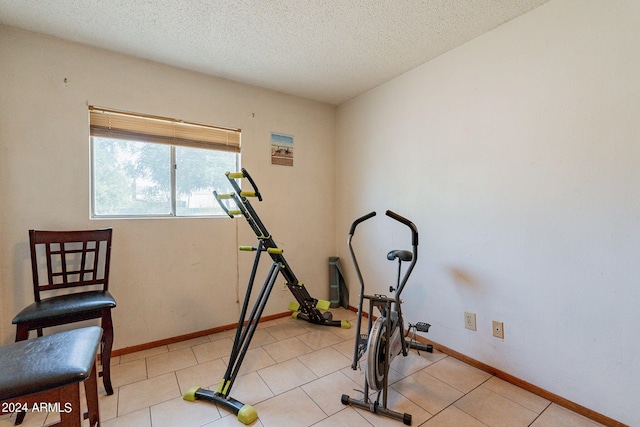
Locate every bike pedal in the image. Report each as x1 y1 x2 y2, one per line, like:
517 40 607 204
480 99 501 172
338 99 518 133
415 322 430 332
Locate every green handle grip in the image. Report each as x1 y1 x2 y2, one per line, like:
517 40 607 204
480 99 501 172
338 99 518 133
240 191 257 198
239 246 255 251
267 248 283 255
228 209 242 216
227 172 245 179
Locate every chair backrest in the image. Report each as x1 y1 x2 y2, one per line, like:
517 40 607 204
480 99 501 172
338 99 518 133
29 229 113 302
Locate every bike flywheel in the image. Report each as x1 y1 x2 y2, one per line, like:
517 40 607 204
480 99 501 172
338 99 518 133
365 317 387 391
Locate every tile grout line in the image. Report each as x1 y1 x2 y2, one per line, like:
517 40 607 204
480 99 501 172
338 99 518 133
424 372 493 426
527 401 554 427
388 356 491 426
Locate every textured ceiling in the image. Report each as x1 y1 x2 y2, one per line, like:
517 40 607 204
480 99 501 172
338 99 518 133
0 0 549 105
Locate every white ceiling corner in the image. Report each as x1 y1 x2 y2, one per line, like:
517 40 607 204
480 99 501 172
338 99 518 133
0 0 550 105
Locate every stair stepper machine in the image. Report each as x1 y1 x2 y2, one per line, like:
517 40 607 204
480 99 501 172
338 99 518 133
184 169 350 425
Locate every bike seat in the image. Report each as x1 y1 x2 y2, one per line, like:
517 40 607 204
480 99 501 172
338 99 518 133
387 250 412 262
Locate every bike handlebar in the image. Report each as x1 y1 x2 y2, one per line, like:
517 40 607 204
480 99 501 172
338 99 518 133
349 211 377 235
385 210 418 246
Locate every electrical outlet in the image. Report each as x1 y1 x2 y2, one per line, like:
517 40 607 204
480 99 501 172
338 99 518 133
464 312 476 331
282 282 288 291
492 321 504 339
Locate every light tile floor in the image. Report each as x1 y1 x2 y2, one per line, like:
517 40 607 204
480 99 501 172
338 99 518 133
0 308 606 427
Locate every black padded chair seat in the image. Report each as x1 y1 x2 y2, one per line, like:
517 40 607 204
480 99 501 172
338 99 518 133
0 326 102 401
12 291 116 324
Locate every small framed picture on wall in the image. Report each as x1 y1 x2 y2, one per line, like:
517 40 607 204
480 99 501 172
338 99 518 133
271 132 294 167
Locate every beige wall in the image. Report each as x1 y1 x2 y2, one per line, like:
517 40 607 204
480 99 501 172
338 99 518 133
336 1 639 425
0 25 337 350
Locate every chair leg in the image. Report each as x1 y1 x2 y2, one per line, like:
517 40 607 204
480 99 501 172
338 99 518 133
101 310 114 395
15 324 29 342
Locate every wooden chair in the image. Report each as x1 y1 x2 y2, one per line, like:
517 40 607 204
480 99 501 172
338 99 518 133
12 229 116 399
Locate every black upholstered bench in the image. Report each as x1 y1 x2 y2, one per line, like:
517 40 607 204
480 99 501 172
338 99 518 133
0 326 102 426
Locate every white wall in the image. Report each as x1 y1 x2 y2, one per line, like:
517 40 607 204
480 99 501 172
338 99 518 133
0 26 337 350
336 1 639 425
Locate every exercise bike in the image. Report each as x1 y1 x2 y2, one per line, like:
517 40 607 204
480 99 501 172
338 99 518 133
341 210 432 425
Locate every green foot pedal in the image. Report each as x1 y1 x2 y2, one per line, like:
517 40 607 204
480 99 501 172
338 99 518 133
183 386 201 401
238 404 258 425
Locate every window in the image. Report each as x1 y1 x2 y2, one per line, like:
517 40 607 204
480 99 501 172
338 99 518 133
89 107 240 218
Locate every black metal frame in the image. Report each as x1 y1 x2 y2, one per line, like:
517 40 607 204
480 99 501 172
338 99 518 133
214 168 347 327
190 240 281 421
186 169 350 424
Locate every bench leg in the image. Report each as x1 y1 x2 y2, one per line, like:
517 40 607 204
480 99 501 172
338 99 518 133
58 383 82 427
84 360 101 427
14 412 25 425
12 327 29 425
3 383 84 427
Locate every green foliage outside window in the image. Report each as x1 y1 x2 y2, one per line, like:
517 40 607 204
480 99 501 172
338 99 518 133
92 137 237 217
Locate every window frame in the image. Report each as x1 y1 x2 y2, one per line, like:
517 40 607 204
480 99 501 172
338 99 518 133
89 107 241 219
